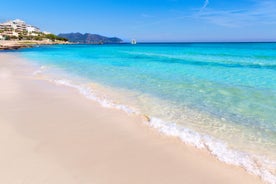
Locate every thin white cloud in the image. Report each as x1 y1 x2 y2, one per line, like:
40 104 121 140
133 0 276 30
196 0 276 27
200 0 209 11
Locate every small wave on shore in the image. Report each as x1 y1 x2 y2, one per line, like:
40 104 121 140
53 79 136 114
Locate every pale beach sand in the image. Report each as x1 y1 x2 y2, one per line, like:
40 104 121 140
0 53 263 184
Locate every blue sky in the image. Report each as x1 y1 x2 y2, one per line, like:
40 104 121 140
0 0 276 42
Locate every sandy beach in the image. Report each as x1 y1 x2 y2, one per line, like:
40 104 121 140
0 53 263 184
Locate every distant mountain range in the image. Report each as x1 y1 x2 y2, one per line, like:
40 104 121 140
58 33 123 44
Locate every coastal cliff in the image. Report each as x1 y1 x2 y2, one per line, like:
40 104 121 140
0 40 69 50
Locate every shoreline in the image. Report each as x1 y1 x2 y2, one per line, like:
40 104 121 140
0 40 70 50
0 53 263 184
0 41 128 50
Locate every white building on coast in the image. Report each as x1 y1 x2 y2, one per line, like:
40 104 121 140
0 19 41 38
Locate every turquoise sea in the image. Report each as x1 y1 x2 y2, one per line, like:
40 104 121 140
15 43 276 183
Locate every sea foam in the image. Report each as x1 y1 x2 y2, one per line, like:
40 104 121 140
53 79 136 114
147 117 276 184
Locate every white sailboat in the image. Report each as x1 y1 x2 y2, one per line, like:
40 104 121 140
131 39 137 44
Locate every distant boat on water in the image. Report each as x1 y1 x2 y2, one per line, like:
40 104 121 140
131 39 137 44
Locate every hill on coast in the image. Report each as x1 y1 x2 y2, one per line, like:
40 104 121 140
58 33 123 44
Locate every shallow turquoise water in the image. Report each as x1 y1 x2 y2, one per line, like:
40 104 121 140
16 43 276 182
